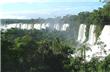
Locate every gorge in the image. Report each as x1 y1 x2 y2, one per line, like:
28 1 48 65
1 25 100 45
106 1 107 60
1 23 110 61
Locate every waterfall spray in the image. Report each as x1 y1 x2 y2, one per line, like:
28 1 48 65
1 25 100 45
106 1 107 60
87 25 96 45
77 24 86 43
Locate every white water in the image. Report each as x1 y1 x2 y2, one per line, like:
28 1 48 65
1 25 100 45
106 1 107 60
98 25 110 56
77 24 110 61
54 24 60 30
34 24 41 30
61 24 69 31
86 25 110 60
41 23 46 29
87 25 96 45
77 24 87 43
1 23 69 31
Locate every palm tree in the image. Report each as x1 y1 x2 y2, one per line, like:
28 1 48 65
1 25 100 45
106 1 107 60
77 44 92 72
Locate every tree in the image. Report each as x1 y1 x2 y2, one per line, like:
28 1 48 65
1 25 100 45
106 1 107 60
77 44 92 72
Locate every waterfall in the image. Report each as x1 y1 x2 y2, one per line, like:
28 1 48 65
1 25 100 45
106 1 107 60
45 23 49 28
54 24 60 30
27 24 32 29
26 24 28 29
99 25 110 56
21 24 27 29
34 24 41 30
41 23 46 29
85 25 110 61
61 24 69 31
16 23 20 28
87 25 96 45
1 23 69 31
77 24 87 43
77 24 110 61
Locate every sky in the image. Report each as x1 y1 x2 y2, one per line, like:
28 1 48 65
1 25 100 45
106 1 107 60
0 0 105 19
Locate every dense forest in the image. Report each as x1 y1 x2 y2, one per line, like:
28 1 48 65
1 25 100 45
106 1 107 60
1 2 110 72
1 28 110 72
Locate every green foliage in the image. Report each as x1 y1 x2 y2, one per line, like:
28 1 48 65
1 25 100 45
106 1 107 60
1 2 110 72
2 28 110 72
1 29 74 72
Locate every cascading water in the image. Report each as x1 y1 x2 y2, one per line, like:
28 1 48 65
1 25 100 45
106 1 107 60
1 23 69 31
86 25 110 60
21 24 26 29
99 25 110 56
45 23 49 28
61 24 69 31
34 24 41 30
87 25 96 45
77 24 86 43
16 23 20 28
27 24 32 29
77 24 110 61
54 24 60 30
41 23 46 29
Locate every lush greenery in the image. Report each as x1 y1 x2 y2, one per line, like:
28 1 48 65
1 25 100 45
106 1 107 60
1 28 110 72
1 28 74 72
1 2 110 72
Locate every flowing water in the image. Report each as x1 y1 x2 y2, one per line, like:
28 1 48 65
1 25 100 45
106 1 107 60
1 23 110 61
77 24 86 43
77 24 110 61
87 25 96 45
0 23 69 31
